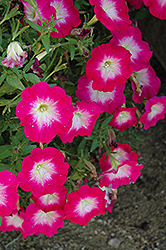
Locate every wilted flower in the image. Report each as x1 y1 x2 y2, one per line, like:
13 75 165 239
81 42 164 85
1 42 27 68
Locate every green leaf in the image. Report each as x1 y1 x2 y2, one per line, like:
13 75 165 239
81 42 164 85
0 163 11 171
0 145 13 159
6 74 25 90
22 145 37 156
0 81 16 97
101 115 113 129
0 217 2 226
0 28 2 45
77 138 86 155
41 34 50 53
24 73 40 84
65 37 78 45
26 19 42 32
90 138 98 152
0 73 6 86
69 44 75 61
23 60 35 72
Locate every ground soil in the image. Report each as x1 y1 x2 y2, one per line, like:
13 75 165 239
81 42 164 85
0 11 166 250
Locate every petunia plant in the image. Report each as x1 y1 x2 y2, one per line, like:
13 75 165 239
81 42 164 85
0 0 165 239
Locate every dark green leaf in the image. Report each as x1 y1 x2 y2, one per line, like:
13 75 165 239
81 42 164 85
6 74 25 90
24 73 40 84
101 115 113 129
41 34 50 53
69 44 75 61
0 145 13 159
90 138 98 152
26 19 42 32
77 138 86 155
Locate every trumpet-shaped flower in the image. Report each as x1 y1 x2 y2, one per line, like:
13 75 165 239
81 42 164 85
0 171 19 216
76 74 125 114
50 0 81 38
16 82 73 143
0 208 26 237
1 42 27 68
131 63 161 103
108 107 138 132
21 0 51 25
139 96 166 129
86 43 133 92
99 147 143 189
89 0 132 32
31 184 67 212
17 147 70 197
59 101 102 143
143 0 166 20
110 26 152 71
22 203 64 237
64 185 106 226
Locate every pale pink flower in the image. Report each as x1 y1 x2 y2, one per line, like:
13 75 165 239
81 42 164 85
16 82 73 143
1 42 27 68
22 203 64 237
64 185 106 226
20 0 51 25
139 96 166 129
131 63 161 103
17 147 70 197
76 74 125 114
143 0 166 20
50 0 81 38
108 107 138 132
59 101 102 143
0 171 19 216
110 26 152 71
86 43 133 92
89 0 132 32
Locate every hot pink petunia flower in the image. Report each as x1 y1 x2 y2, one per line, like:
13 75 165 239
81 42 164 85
17 147 70 197
16 82 73 143
1 42 27 68
76 74 125 114
139 96 166 129
31 184 67 212
50 0 81 38
59 101 102 143
108 107 138 132
99 148 143 189
0 171 19 217
143 0 166 20
86 43 133 92
131 63 161 103
0 208 27 237
110 26 152 71
100 186 115 213
64 185 106 226
20 0 51 25
22 203 64 237
126 0 143 9
89 0 132 32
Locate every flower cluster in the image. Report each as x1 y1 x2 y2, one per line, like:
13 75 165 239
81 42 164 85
0 0 166 239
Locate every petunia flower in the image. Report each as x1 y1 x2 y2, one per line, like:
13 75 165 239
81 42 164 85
110 26 153 71
143 0 166 20
126 0 143 9
89 0 132 32
1 42 27 68
64 185 106 226
100 186 115 213
139 96 166 129
0 208 27 237
17 147 70 197
76 74 125 114
59 101 102 143
31 184 67 212
50 0 81 38
22 203 64 237
108 107 138 132
20 0 51 25
86 43 133 92
99 146 143 189
0 171 19 216
16 82 73 143
131 63 161 103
